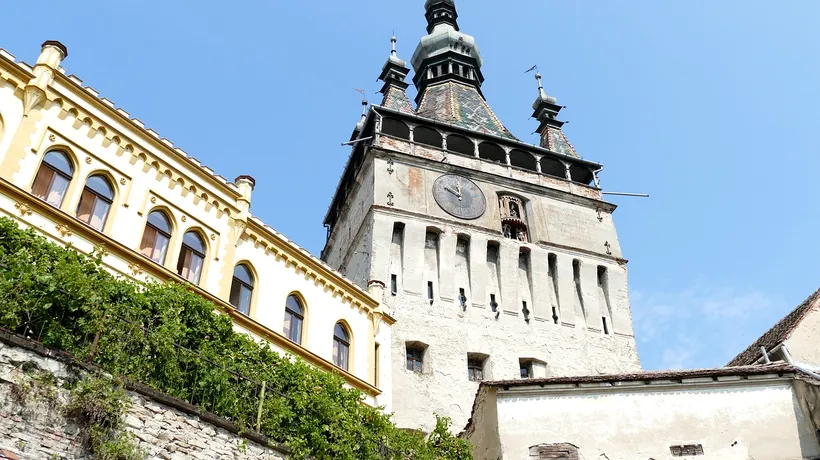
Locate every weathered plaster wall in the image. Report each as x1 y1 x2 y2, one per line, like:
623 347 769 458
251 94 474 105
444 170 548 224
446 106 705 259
322 158 375 284
324 140 640 431
786 305 820 370
0 338 287 460
489 381 819 460
461 387 500 460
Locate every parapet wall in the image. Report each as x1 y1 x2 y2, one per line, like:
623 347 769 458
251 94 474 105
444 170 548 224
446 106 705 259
0 331 288 460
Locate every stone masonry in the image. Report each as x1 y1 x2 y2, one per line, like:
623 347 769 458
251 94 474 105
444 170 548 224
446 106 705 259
0 335 288 460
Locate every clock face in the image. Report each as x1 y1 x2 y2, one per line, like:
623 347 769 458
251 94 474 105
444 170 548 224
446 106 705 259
432 174 486 220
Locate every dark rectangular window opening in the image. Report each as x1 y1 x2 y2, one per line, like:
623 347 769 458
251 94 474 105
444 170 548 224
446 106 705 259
406 346 424 373
522 301 530 322
374 343 380 387
390 274 398 296
551 306 559 324
427 281 434 304
602 317 609 335
490 294 498 312
458 288 467 307
519 358 534 379
468 359 485 382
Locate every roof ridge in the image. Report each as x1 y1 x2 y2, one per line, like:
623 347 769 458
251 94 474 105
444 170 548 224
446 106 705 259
727 288 820 366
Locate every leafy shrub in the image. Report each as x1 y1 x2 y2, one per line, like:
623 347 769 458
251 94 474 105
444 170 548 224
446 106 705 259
64 377 144 460
0 218 470 459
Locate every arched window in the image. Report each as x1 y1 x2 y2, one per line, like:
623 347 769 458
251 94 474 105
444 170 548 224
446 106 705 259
414 126 443 148
32 150 74 207
540 157 566 178
284 295 305 344
333 323 350 371
140 210 172 264
177 231 206 284
446 134 474 157
509 149 538 172
229 264 254 315
569 165 594 185
76 174 113 231
381 118 410 140
478 142 507 164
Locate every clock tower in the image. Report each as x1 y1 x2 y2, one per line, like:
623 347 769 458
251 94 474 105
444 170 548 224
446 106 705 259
322 0 641 431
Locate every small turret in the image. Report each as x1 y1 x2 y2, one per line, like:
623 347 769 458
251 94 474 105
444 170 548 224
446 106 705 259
412 0 485 102
378 36 414 113
24 40 68 115
349 99 368 142
530 72 578 157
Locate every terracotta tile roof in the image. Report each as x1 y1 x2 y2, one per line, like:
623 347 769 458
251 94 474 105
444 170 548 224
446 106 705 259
482 363 799 388
416 81 516 140
727 288 820 366
381 87 415 114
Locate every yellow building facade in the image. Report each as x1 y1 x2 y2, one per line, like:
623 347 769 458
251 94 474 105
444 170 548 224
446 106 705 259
0 41 394 409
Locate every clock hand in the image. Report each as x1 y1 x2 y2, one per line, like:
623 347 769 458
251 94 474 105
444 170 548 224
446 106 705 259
444 186 460 197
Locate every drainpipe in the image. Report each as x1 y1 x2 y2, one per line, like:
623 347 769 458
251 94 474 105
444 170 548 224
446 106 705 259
780 344 820 380
593 166 603 189
760 346 771 364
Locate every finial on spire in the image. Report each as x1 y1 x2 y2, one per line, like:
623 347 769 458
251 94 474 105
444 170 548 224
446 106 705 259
527 65 557 109
349 91 369 141
391 35 398 56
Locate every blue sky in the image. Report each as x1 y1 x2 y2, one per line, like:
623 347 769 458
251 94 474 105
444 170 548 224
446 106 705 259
3 1 819 370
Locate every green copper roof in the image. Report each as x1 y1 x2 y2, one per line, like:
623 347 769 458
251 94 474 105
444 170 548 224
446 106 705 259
416 82 516 140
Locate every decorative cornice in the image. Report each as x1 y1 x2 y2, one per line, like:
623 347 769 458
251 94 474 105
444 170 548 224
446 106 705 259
244 218 393 324
0 52 242 219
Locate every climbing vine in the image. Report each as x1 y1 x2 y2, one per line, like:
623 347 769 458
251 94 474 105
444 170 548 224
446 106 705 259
0 217 471 460
63 377 145 460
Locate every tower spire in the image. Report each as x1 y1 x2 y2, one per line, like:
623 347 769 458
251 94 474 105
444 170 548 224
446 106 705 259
378 35 414 113
349 92 369 141
411 0 485 102
531 73 579 156
532 71 563 128
424 0 459 33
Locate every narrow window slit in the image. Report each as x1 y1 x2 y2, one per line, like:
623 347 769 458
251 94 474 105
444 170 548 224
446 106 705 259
522 301 531 323
390 274 398 296
602 317 609 335
427 281 434 304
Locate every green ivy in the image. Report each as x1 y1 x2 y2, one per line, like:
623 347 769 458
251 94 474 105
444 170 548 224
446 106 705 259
0 218 471 460
64 377 145 460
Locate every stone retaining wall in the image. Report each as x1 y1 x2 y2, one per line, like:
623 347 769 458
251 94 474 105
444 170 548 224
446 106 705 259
0 332 288 460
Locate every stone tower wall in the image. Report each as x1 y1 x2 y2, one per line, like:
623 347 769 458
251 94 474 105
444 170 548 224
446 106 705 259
324 137 641 431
